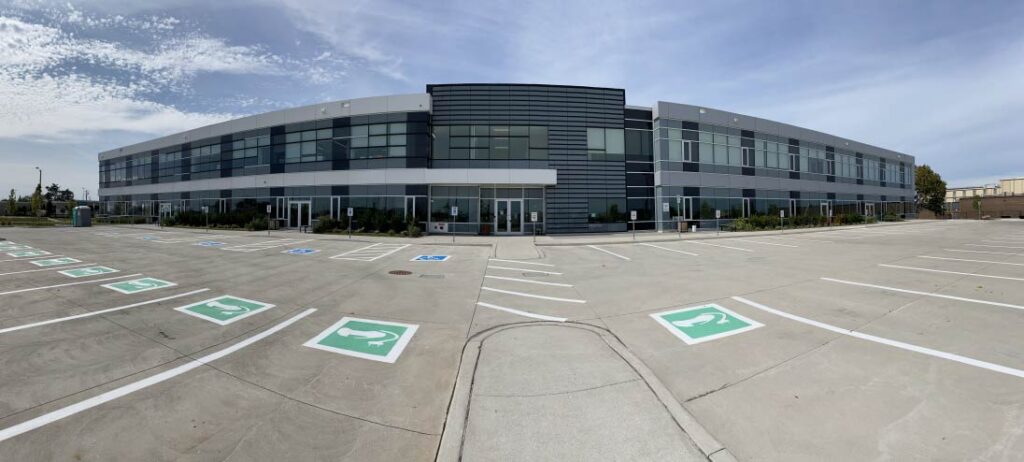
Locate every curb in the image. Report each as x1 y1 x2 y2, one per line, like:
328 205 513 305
436 321 735 461
534 220 928 247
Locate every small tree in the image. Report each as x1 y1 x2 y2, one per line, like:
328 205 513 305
5 189 14 216
915 165 947 216
971 195 982 219
30 184 43 217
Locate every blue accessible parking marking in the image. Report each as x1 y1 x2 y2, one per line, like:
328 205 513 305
283 248 319 255
195 241 227 247
410 255 451 262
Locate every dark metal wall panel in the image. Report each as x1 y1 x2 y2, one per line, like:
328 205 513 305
429 84 626 233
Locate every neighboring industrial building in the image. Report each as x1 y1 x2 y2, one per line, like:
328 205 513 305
946 177 1024 219
98 84 917 234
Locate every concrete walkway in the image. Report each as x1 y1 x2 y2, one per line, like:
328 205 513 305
439 323 734 461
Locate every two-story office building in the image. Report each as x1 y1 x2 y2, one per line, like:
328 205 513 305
98 83 916 234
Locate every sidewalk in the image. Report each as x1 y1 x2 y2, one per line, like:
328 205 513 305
438 323 729 461
104 220 933 247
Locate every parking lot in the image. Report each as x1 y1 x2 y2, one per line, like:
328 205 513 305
1 220 1022 461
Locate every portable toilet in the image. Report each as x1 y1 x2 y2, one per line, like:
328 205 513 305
73 206 92 227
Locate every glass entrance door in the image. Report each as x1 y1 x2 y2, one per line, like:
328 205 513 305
495 199 523 234
288 200 311 229
404 196 416 222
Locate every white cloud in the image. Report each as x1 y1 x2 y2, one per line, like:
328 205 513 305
0 13 310 141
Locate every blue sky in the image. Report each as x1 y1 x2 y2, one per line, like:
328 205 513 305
1 0 1022 198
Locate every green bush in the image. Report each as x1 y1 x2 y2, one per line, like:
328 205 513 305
245 215 269 231
313 217 342 234
881 213 903 222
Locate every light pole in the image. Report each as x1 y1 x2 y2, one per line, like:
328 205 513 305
34 167 42 188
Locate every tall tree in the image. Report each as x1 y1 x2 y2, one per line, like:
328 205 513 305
915 165 947 216
5 189 14 216
30 184 43 216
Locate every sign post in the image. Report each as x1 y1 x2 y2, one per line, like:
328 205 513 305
715 209 721 235
450 206 458 244
202 205 209 233
347 207 354 239
630 210 638 240
780 209 785 233
266 204 272 236
530 211 538 244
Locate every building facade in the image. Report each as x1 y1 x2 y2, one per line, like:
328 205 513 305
98 84 916 234
946 177 1024 218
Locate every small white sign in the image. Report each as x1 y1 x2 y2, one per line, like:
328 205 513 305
451 206 459 217
715 210 721 219
201 206 209 213
630 210 637 221
266 204 272 214
780 210 785 218
662 202 670 213
530 211 538 222
346 207 354 217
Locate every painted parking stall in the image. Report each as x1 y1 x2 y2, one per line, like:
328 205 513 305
174 295 276 325
304 317 419 363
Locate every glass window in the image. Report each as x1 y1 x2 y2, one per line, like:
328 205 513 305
510 138 529 159
388 122 407 134
490 126 510 136
606 129 624 155
668 140 682 162
351 125 369 137
509 126 529 136
301 130 316 142
369 136 387 147
587 128 605 150
450 125 469 136
388 134 407 146
369 124 387 135
529 127 548 148
317 128 332 140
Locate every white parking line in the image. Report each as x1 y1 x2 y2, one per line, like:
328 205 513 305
484 275 573 287
918 255 1024 267
0 263 94 277
222 238 312 252
878 263 1024 282
330 243 410 261
0 255 65 263
0 308 316 442
966 244 1024 250
944 249 1024 256
820 277 1024 311
638 243 698 256
0 289 211 334
487 266 563 275
733 239 799 248
488 258 556 267
686 241 754 252
476 301 567 322
586 245 631 261
0 273 142 296
731 296 1024 379
481 287 586 304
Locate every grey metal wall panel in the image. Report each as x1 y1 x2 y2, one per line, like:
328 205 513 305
429 84 625 233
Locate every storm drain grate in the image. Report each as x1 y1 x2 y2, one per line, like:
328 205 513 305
419 274 445 279
389 270 412 276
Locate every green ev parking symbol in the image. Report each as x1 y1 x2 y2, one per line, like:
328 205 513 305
59 266 119 278
304 317 418 363
102 277 177 294
7 249 50 258
29 257 82 267
174 296 275 325
651 304 763 345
